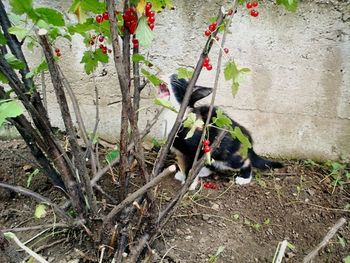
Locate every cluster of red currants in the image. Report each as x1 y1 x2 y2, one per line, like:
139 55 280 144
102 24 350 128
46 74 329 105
95 11 109 23
246 1 259 17
145 2 155 30
203 181 218 190
202 139 211 153
204 21 218 37
88 34 111 54
54 48 61 57
123 7 138 34
202 57 212 71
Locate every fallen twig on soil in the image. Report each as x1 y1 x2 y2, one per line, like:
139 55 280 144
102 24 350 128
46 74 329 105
0 182 72 223
0 223 69 233
303 217 347 263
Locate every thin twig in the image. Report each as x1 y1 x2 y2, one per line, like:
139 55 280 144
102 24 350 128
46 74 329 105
0 182 72 223
0 223 69 233
303 217 346 263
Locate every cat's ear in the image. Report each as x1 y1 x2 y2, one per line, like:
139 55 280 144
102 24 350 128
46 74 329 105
189 86 212 107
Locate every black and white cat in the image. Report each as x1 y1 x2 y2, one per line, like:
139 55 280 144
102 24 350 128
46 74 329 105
161 74 283 189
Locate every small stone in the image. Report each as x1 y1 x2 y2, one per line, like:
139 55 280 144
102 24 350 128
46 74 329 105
185 235 192 240
202 214 210 221
199 237 206 243
306 189 315 196
211 203 219 210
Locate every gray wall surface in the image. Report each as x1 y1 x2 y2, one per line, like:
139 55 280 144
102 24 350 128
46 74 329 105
3 0 350 160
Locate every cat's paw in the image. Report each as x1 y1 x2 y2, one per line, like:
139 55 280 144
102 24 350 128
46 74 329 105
174 171 186 184
235 176 252 185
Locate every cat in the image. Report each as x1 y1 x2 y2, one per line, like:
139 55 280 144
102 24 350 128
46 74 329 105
162 74 283 189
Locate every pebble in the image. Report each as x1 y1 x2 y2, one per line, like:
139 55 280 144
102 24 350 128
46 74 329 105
202 214 210 221
211 203 220 210
185 235 192 240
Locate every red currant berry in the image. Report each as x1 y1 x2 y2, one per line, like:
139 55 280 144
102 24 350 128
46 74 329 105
147 11 155 17
56 52 61 57
203 145 211 153
252 1 258 7
55 48 60 53
224 48 229 54
146 2 152 11
92 35 97 40
98 35 105 42
250 10 259 17
103 11 109 20
206 64 213 71
202 139 210 146
108 49 112 53
148 23 155 30
227 9 233 16
102 48 107 54
148 16 155 24
89 39 95 46
246 2 253 9
204 30 211 37
132 38 139 48
96 14 103 23
99 44 104 49
208 22 217 32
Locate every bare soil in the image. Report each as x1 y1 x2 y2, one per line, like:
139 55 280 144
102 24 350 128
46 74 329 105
0 140 349 263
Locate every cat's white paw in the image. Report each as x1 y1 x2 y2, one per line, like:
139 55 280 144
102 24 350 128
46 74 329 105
198 167 213 178
189 176 200 190
174 171 186 184
235 176 252 185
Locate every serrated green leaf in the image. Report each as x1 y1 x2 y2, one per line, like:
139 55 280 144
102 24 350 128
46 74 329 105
8 26 28 42
94 48 109 63
80 50 106 75
10 0 33 15
80 0 106 14
183 112 203 139
231 81 239 97
177 67 193 79
4 53 25 70
135 16 154 48
68 18 96 35
132 54 152 66
212 108 232 128
105 148 120 163
0 72 8 84
34 203 47 219
141 68 161 86
0 32 6 45
154 98 178 113
26 59 48 79
0 100 24 126
230 126 251 157
34 8 65 26
224 61 238 81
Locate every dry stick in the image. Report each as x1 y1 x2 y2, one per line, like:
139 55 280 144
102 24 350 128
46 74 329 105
303 217 347 263
38 29 97 215
0 223 69 233
125 234 150 263
0 182 72 223
106 0 150 184
102 165 176 227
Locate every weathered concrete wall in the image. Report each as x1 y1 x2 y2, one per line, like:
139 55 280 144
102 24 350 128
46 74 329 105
3 0 350 160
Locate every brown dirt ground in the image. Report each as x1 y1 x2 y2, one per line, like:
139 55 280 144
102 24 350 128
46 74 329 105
0 139 349 263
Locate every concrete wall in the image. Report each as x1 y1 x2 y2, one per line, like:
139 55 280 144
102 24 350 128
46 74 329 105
3 0 350 160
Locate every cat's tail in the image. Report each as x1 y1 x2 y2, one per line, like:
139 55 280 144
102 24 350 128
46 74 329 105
249 149 283 170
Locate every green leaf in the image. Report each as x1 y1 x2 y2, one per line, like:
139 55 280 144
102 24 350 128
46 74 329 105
0 100 24 126
277 0 298 12
26 59 48 79
0 32 7 45
135 16 154 48
80 49 108 75
80 0 106 14
212 108 232 128
141 68 161 86
239 68 251 73
132 54 152 67
34 203 47 219
154 98 178 113
344 255 350 263
231 81 239 97
183 112 204 139
0 72 8 84
34 8 65 26
224 61 239 81
10 0 33 15
27 169 40 187
4 53 25 70
68 18 96 35
105 148 120 163
8 26 28 42
230 126 252 157
177 67 193 79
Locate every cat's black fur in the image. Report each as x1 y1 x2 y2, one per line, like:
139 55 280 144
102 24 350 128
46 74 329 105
170 74 283 185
